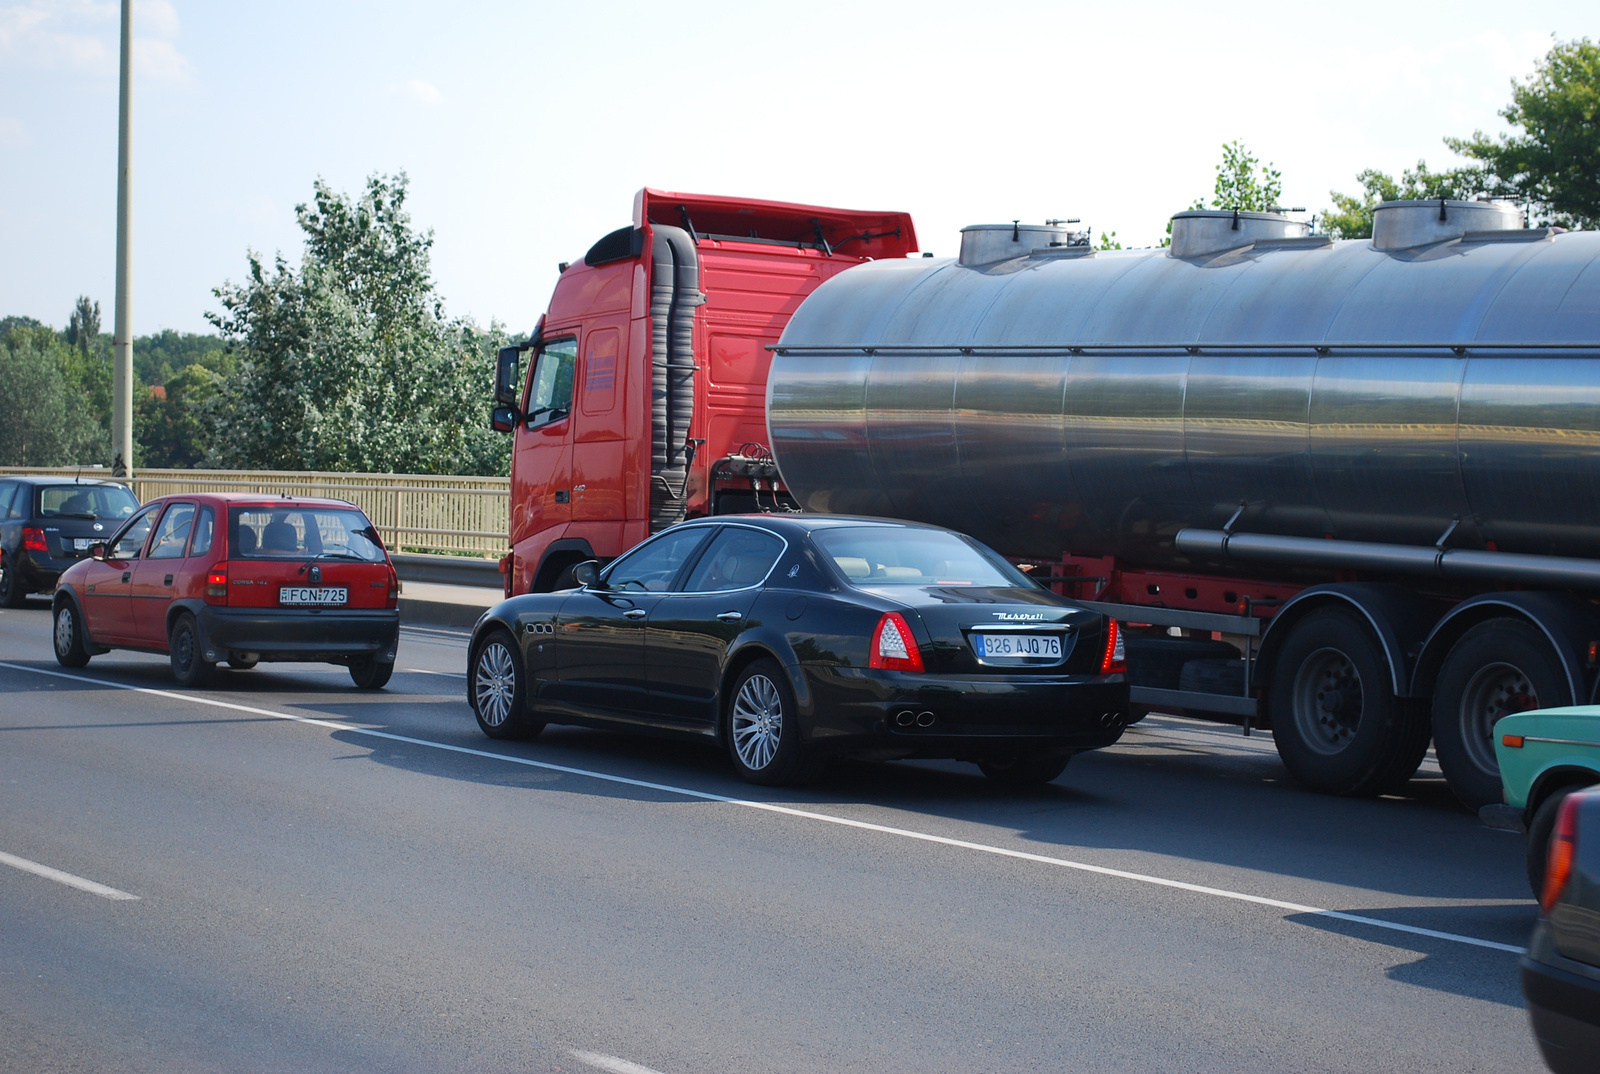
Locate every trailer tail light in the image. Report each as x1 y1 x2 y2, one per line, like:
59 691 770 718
1100 618 1126 675
870 612 924 672
386 565 400 609
22 527 47 553
205 562 229 605
1542 793 1582 914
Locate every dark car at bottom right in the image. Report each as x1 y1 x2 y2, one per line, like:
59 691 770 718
1524 785 1600 1072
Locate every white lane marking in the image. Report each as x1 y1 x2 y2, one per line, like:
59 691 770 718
400 624 472 640
0 849 140 901
0 660 1523 955
404 667 466 678
571 1050 669 1074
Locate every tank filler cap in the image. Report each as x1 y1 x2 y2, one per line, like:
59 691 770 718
1370 199 1524 250
1168 210 1308 259
958 221 1085 266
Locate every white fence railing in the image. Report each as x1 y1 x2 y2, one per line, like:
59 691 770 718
0 467 510 557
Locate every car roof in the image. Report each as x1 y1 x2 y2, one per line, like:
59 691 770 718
150 492 364 509
677 514 960 537
9 476 130 488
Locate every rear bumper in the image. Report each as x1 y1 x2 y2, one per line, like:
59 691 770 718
12 550 69 593
196 606 399 663
1522 954 1600 1074
799 665 1130 758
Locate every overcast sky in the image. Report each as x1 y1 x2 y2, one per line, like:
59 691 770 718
1 0 1592 336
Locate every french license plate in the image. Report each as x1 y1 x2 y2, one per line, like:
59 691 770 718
73 538 97 551
973 633 1061 659
279 586 348 607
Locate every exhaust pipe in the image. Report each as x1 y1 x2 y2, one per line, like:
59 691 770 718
916 711 936 727
894 710 916 728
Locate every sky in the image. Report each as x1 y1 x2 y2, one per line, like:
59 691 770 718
0 0 1592 337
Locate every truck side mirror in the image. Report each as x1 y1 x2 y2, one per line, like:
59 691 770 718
490 405 519 433
494 346 523 408
571 560 601 589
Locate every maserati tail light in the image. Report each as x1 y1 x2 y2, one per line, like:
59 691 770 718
1542 792 1582 914
1099 618 1126 675
22 526 47 553
205 562 229 605
870 612 925 672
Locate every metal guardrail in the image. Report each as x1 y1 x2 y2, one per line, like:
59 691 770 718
0 466 510 557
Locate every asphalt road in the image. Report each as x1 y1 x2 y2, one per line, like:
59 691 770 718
0 600 1544 1073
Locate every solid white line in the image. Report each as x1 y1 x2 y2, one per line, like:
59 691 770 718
0 849 140 901
404 667 466 678
0 660 1523 954
571 1050 669 1074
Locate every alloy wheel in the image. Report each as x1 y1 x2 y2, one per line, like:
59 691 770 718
475 641 517 728
54 606 75 655
731 673 784 770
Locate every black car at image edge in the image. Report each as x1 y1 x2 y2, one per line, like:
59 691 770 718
1524 785 1600 1072
465 515 1130 786
0 476 140 606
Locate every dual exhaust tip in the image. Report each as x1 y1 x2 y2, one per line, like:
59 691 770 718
894 710 937 729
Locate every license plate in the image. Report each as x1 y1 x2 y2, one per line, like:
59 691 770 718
73 538 97 551
973 633 1061 659
279 586 348 606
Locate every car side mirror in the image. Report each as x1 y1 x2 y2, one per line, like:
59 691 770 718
571 560 601 589
494 346 522 408
490 404 520 433
89 542 107 561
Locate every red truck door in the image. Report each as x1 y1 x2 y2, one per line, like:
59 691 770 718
571 323 627 542
510 334 578 549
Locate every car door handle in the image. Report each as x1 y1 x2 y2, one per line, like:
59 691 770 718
624 608 648 620
121 571 130 583
716 611 743 623
163 574 174 586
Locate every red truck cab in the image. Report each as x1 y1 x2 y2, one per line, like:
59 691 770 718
492 188 916 595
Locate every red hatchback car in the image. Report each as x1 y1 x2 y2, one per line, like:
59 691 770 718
51 493 401 688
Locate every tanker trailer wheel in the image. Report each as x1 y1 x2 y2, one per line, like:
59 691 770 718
1268 609 1431 796
1432 619 1569 812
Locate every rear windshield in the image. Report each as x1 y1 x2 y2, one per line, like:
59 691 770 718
228 506 386 562
811 527 1031 588
37 484 140 521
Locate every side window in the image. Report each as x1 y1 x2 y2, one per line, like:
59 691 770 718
7 484 29 519
523 337 578 428
0 483 14 517
582 329 619 415
111 505 160 560
189 506 216 557
602 528 713 592
684 528 786 592
149 504 196 560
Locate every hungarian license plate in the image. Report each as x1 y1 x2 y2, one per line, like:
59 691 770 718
973 633 1061 659
73 538 97 551
279 586 348 607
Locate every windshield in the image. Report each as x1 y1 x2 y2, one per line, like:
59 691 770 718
37 484 139 520
811 527 1033 588
228 507 386 562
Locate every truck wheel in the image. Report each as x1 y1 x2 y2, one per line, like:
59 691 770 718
1432 619 1569 812
1269 608 1430 796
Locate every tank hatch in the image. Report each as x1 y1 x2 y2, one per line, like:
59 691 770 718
1168 209 1309 259
1370 199 1525 250
959 220 1086 266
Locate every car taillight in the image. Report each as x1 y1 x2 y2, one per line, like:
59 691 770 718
1542 793 1582 914
386 566 399 609
22 526 47 553
205 562 229 605
1099 618 1126 675
870 612 925 672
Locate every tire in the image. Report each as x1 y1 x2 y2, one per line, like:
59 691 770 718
978 753 1071 788
349 657 394 690
227 658 258 671
1268 608 1431 796
1432 619 1570 812
724 658 818 786
52 601 91 668
1526 784 1592 898
470 629 544 740
168 613 213 687
0 555 25 608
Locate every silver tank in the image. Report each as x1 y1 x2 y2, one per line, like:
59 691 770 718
766 215 1600 571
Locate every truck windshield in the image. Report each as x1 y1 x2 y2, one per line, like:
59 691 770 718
229 507 386 561
811 527 1032 588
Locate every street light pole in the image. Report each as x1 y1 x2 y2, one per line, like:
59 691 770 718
111 0 133 480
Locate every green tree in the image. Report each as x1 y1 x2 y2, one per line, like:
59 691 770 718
66 296 100 354
1096 229 1122 250
136 364 223 468
1447 36 1600 229
0 322 104 465
1321 160 1489 239
206 173 512 476
1201 141 1283 213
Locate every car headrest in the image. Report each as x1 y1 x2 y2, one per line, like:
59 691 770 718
833 556 870 580
237 528 259 554
261 520 299 553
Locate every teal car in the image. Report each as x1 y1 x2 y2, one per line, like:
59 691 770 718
1484 706 1600 897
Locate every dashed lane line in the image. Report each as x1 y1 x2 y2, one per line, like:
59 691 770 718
0 849 139 901
571 1051 670 1074
0 660 1522 955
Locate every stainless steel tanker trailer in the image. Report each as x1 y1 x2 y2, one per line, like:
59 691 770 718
766 200 1600 809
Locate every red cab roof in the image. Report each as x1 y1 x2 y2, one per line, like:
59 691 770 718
632 187 917 260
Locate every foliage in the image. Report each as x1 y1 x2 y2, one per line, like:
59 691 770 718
66 296 100 354
1096 230 1122 250
0 321 104 465
136 364 222 468
1200 141 1283 213
206 172 512 476
134 329 235 388
1321 161 1490 239
1446 37 1600 229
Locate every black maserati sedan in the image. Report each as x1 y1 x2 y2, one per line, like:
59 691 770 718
1523 786 1600 1072
465 516 1129 786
